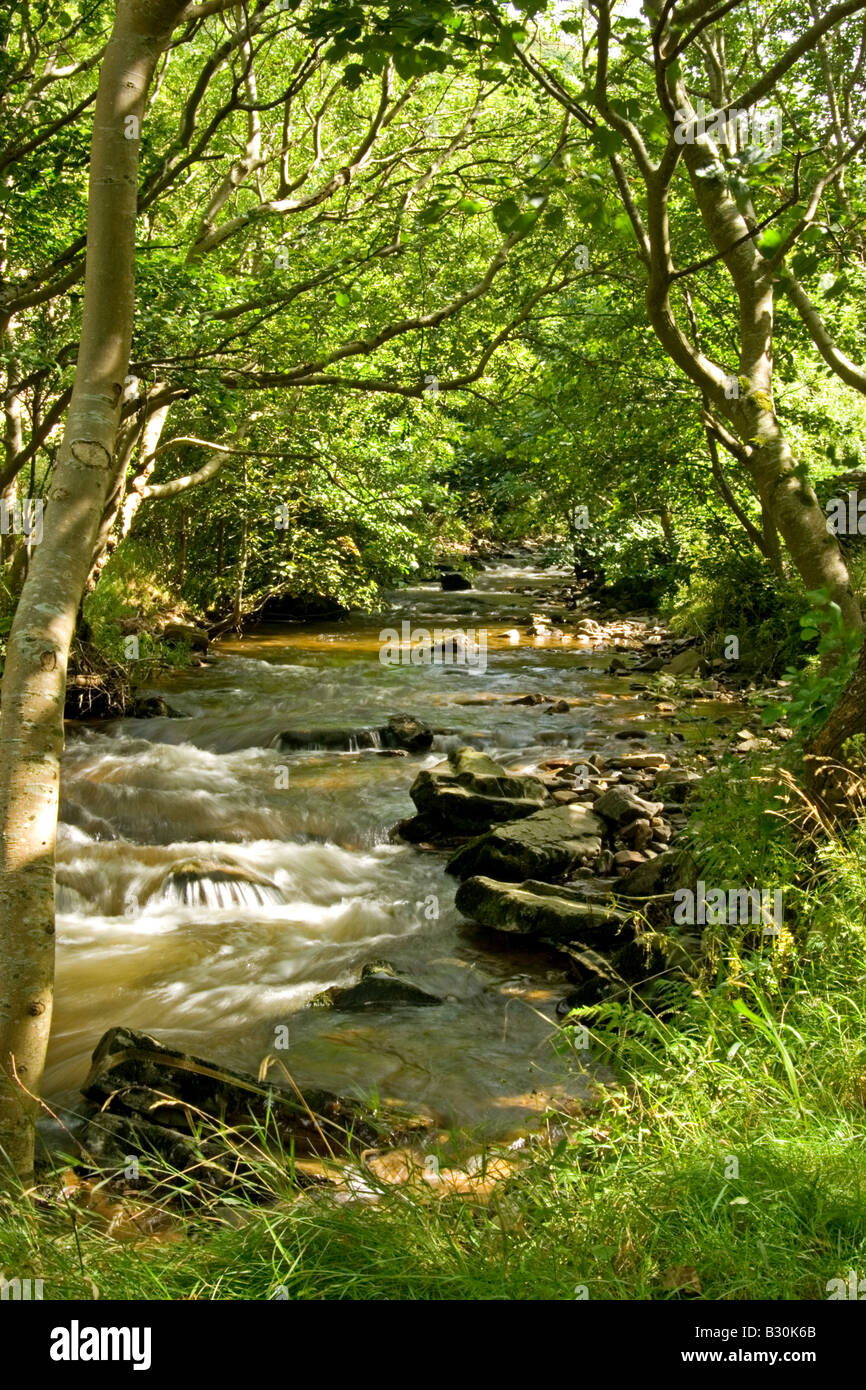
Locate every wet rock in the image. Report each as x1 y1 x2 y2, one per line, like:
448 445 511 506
546 700 571 714
613 848 698 899
403 746 550 839
441 571 472 590
429 632 483 663
447 803 604 882
664 648 701 676
593 786 663 828
278 725 382 751
129 696 179 719
279 712 433 753
330 973 442 1010
455 875 634 948
380 713 434 752
157 858 284 909
609 934 669 983
555 949 628 1007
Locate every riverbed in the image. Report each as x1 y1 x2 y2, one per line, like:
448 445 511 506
50 555 730 1138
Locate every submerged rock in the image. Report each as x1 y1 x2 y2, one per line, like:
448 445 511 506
447 802 604 882
278 711 433 754
277 725 382 751
654 767 702 802
157 859 284 909
330 973 442 1010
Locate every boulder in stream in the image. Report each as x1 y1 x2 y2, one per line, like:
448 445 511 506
398 746 550 842
455 875 634 948
592 785 663 828
440 571 472 590
613 847 698 900
380 713 434 752
278 711 433 754
447 802 604 882
329 971 442 1010
156 858 284 909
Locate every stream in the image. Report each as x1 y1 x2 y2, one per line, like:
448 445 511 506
50 554 733 1140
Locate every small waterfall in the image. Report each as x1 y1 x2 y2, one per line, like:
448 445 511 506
158 867 285 910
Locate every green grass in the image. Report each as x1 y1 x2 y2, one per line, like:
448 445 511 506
3 762 866 1301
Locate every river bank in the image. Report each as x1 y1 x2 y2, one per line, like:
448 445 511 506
9 551 865 1299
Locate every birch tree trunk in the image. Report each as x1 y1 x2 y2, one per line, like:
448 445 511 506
0 0 187 1181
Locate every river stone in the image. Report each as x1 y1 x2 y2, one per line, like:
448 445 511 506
157 858 284 908
407 746 550 835
380 713 434 752
279 712 433 753
615 751 669 770
455 875 633 947
446 803 604 882
592 785 663 828
330 974 442 1010
654 768 702 802
278 725 382 751
613 848 698 899
441 571 472 590
554 946 627 1004
664 647 702 676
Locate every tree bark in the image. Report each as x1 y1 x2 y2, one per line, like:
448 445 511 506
0 0 187 1182
804 639 866 816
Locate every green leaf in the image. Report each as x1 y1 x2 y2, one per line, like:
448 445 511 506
492 196 520 232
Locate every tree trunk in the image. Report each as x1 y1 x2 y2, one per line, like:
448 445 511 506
804 640 866 816
0 0 187 1182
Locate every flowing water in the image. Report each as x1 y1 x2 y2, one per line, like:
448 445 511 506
50 556 731 1138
